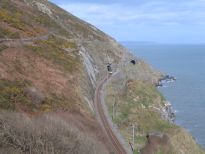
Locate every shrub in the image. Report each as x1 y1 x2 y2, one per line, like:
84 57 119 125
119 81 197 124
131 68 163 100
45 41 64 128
0 44 8 52
0 79 29 110
0 112 108 154
0 79 76 112
24 87 45 107
0 26 20 39
26 36 80 72
0 8 26 31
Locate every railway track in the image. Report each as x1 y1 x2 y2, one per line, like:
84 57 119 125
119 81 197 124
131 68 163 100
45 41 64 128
95 76 127 154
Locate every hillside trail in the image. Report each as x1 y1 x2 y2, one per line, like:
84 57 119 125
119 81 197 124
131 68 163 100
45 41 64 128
0 33 51 42
0 33 53 48
0 33 77 51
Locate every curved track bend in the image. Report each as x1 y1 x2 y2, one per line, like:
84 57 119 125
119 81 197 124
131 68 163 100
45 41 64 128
95 75 128 154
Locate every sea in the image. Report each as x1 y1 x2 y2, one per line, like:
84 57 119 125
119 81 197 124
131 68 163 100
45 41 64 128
123 43 205 148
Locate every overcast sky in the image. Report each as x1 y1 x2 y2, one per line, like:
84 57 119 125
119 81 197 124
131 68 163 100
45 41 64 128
50 0 205 44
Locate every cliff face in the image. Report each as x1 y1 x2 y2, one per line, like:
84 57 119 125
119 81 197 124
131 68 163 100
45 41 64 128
0 0 159 153
0 0 160 115
0 0 204 153
0 0 118 113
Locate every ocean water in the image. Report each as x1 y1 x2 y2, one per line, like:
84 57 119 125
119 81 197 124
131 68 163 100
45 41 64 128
123 43 205 148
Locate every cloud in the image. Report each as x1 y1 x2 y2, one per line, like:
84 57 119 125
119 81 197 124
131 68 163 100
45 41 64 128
60 3 126 25
60 1 205 27
55 0 205 43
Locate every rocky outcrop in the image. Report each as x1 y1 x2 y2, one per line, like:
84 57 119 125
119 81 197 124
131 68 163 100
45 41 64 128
156 75 176 87
35 2 53 17
161 101 175 123
79 46 98 88
141 132 171 154
24 87 45 108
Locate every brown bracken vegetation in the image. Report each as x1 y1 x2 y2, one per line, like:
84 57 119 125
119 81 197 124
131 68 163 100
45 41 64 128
0 112 108 154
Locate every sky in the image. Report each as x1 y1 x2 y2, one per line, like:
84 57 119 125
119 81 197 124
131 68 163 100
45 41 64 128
49 0 205 44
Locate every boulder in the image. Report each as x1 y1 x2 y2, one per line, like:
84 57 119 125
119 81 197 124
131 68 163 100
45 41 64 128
24 87 45 107
141 132 171 154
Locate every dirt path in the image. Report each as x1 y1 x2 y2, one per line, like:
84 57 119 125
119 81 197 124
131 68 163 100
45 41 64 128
0 33 51 42
0 33 52 49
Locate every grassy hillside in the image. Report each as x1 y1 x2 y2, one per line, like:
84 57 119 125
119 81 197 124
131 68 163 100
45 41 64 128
105 65 205 154
0 0 117 153
0 0 204 153
0 111 108 154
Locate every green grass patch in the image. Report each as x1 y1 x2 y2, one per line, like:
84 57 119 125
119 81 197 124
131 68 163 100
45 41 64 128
0 44 8 52
34 12 71 37
126 81 165 107
0 1 39 36
0 8 26 31
108 80 169 131
0 26 20 39
26 36 80 72
106 79 177 151
0 79 32 110
40 94 76 112
0 79 73 112
13 59 24 74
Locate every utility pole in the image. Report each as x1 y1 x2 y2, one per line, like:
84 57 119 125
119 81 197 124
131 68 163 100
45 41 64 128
106 50 111 64
112 97 116 120
132 123 135 153
112 101 114 120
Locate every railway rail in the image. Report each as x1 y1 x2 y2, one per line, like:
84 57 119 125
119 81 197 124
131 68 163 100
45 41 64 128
95 76 128 154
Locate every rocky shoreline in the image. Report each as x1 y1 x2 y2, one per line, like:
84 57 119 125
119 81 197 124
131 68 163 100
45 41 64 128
155 75 176 87
162 101 176 123
155 75 176 123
